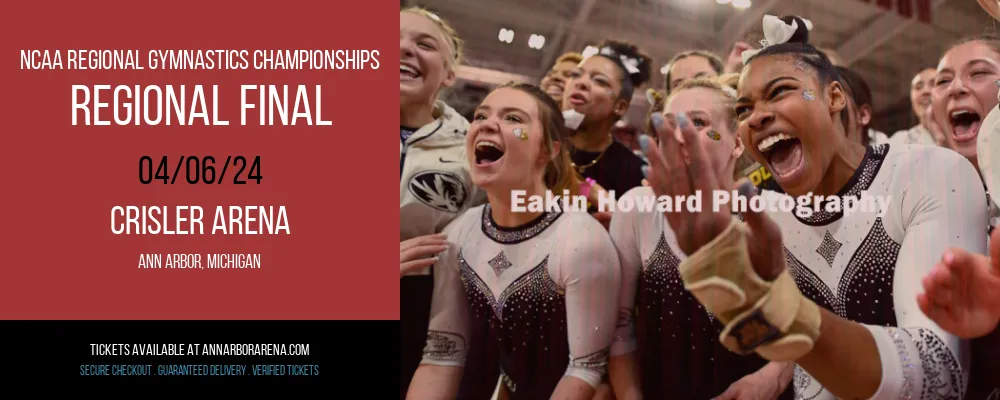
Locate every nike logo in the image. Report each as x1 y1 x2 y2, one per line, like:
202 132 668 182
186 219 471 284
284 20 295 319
439 157 457 164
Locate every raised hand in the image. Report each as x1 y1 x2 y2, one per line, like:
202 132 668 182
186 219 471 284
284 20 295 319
917 229 1000 338
400 233 449 277
725 42 753 74
738 181 787 281
641 113 732 255
640 113 785 280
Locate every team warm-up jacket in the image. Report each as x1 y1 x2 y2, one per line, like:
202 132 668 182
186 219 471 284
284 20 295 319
400 102 488 399
400 101 486 254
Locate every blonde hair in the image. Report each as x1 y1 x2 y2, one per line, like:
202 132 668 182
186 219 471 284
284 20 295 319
665 77 738 132
717 73 740 91
401 7 465 69
401 7 465 119
663 77 751 181
555 52 584 66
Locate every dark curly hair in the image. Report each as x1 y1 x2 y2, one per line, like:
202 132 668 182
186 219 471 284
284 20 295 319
593 39 654 101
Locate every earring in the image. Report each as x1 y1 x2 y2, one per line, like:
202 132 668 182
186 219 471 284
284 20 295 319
513 128 528 140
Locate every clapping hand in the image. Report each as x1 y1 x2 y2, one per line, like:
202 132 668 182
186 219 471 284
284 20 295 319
917 229 1000 338
640 113 785 280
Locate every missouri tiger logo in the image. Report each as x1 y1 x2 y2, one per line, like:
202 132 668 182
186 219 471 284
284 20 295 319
408 171 467 213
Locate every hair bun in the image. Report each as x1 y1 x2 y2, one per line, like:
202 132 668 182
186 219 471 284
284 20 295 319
596 39 653 87
780 15 810 45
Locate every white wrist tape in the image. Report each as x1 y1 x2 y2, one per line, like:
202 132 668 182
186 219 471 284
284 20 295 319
678 217 822 361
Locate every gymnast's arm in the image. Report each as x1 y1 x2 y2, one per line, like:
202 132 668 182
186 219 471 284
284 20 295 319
406 234 469 400
793 309 883 398
606 200 643 400
798 153 982 399
552 216 622 400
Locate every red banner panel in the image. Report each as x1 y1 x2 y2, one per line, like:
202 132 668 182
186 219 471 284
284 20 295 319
0 0 397 320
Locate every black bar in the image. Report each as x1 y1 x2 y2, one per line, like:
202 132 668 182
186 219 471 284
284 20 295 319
0 321 397 390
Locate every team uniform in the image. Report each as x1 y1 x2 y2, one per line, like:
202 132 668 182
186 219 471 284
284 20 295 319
421 204 621 399
759 144 983 399
890 125 937 147
610 187 796 398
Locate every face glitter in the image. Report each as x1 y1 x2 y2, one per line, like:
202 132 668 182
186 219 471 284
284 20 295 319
779 55 808 74
513 128 528 140
802 89 816 101
794 59 809 73
707 130 721 141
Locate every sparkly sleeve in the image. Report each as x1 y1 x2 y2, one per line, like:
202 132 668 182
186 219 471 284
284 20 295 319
607 190 643 357
420 220 471 368
558 215 622 388
865 149 982 399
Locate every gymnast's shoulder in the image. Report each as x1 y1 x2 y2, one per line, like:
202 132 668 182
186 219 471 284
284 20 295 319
881 143 979 180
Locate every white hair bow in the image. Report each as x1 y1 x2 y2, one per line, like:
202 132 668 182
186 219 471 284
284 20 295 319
582 46 641 75
619 55 640 75
740 15 813 65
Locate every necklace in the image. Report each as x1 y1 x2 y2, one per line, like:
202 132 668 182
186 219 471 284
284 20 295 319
571 135 613 174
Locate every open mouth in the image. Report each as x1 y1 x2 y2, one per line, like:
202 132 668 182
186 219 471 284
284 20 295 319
757 133 804 178
567 92 588 106
545 84 564 98
474 140 505 166
949 109 981 143
917 97 931 107
401 64 421 81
